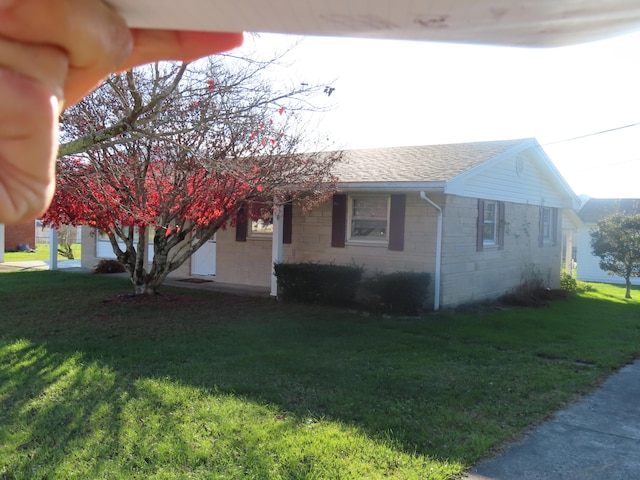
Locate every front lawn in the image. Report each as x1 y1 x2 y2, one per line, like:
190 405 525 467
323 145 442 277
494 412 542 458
0 272 638 479
2 243 81 262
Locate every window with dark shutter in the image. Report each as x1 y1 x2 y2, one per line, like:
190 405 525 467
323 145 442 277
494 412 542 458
388 194 406 251
235 204 248 242
539 206 558 247
331 194 347 248
477 199 485 252
498 201 506 250
283 203 293 245
478 199 505 251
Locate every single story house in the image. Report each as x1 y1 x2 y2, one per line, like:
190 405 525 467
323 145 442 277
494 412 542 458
2 221 35 252
575 198 640 285
81 137 580 309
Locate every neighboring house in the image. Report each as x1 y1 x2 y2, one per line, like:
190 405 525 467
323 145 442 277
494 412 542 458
575 198 640 285
3 221 35 252
82 138 580 309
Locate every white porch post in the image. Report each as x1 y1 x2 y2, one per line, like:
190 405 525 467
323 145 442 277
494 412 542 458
49 227 58 270
270 202 284 297
0 224 4 263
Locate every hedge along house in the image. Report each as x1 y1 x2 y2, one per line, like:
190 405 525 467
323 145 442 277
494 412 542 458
81 138 579 309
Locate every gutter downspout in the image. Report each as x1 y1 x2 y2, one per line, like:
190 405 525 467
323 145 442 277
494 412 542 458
420 192 442 311
270 202 283 297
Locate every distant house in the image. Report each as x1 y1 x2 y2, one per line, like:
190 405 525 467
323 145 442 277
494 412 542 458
81 138 580 309
576 198 640 285
2 222 35 252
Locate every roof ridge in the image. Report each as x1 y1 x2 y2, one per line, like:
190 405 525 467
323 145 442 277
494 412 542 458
332 138 534 183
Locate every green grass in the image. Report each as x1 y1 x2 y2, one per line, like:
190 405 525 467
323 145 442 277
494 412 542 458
0 272 639 479
3 243 81 262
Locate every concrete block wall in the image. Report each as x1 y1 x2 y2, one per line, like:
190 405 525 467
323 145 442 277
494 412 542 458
440 196 562 307
288 192 438 276
212 192 440 289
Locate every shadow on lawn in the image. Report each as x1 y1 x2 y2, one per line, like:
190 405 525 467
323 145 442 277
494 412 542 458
1 272 639 478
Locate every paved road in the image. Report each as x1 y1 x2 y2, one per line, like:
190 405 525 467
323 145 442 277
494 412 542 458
466 359 640 479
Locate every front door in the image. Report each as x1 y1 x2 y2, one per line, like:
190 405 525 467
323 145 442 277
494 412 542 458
192 235 216 276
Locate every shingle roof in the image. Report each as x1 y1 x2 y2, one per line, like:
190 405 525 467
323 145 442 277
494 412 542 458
578 198 640 223
331 138 532 183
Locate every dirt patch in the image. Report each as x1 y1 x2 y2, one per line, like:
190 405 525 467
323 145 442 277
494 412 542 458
499 288 568 308
102 293 211 307
178 278 214 284
453 289 568 314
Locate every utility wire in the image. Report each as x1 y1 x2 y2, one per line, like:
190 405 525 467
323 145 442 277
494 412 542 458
543 121 640 146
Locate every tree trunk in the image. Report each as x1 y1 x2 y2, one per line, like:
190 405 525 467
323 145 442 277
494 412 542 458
625 277 632 299
133 282 155 295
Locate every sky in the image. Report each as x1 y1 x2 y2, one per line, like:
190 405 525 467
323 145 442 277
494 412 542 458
251 31 640 199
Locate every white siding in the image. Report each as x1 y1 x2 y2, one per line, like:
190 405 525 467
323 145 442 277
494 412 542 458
576 224 640 285
447 150 568 208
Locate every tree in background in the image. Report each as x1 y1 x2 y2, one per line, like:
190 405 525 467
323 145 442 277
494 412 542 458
43 43 342 294
590 212 640 299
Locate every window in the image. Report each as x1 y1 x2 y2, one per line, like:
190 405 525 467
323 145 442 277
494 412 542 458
332 193 405 250
250 217 274 236
248 202 273 238
477 199 505 251
236 203 293 244
539 206 558 246
483 201 498 246
348 195 389 242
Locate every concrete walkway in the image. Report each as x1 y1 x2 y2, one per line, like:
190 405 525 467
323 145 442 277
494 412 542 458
0 260 270 297
0 259 81 272
466 359 640 479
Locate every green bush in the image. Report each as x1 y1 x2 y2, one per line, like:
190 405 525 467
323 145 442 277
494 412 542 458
560 272 578 292
93 259 126 274
560 273 594 294
273 262 363 306
364 271 431 315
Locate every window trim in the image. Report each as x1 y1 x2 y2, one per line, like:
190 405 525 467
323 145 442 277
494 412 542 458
248 217 274 238
539 206 558 247
483 200 499 247
347 194 390 245
246 201 274 240
477 199 505 252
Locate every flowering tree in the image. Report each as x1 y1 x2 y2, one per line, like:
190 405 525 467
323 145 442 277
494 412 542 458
43 46 342 294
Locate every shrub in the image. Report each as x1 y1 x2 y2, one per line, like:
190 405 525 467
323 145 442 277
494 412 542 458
560 273 594 294
93 259 126 274
560 272 578 292
363 271 431 315
273 263 363 306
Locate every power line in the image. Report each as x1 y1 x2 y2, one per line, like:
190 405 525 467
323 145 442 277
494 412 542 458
580 157 640 171
543 121 640 146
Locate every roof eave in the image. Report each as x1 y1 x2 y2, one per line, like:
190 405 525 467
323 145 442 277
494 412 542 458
336 181 447 192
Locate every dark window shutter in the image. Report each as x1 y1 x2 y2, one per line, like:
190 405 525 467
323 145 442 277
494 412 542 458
235 204 248 242
283 203 293 245
388 194 406 251
538 207 544 248
476 199 485 252
552 208 559 246
498 201 506 250
331 194 347 248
